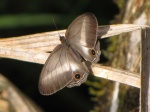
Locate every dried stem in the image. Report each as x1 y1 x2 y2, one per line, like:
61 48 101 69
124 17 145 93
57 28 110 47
0 74 43 112
0 24 149 88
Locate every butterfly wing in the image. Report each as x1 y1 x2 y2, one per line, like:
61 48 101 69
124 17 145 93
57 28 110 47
65 12 100 63
39 44 89 95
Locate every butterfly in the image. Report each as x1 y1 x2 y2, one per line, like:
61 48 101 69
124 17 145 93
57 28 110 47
39 12 101 95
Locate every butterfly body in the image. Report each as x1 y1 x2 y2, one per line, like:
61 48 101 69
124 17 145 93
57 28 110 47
59 36 70 48
39 13 101 95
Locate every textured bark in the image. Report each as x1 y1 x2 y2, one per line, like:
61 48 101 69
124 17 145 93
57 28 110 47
112 0 150 111
141 28 150 112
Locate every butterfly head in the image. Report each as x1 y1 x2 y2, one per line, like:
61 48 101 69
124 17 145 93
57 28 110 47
59 36 65 42
60 36 70 47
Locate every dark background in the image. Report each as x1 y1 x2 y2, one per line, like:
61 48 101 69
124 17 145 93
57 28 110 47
0 0 119 112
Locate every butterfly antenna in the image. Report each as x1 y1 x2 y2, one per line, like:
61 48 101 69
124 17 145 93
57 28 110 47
52 16 61 37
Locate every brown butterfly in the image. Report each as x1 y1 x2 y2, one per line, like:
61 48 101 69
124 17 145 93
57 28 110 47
39 12 101 95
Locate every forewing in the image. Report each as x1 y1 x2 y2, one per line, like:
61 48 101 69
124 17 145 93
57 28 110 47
39 44 89 95
65 12 99 62
39 44 72 95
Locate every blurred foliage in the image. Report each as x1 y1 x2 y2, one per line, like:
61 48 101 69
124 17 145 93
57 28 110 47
0 0 119 112
86 77 114 112
0 0 118 31
118 85 140 112
114 0 127 9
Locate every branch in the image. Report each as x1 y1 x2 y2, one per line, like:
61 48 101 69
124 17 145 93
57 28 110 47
0 46 48 64
0 24 148 52
92 64 140 88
